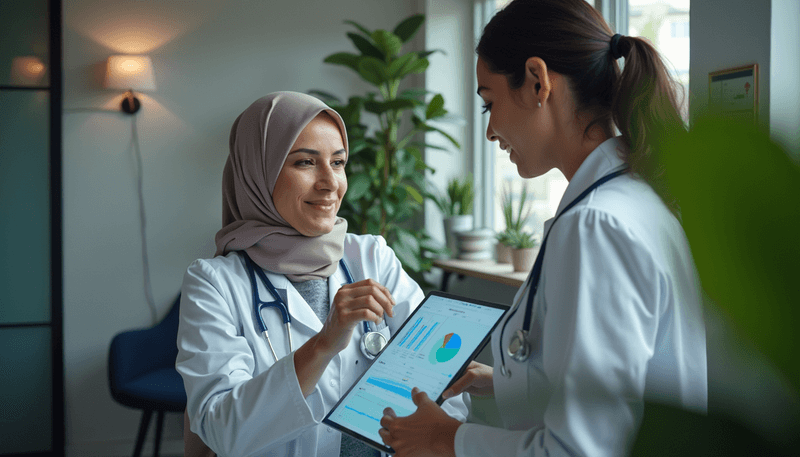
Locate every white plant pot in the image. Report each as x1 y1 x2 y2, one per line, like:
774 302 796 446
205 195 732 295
443 215 473 258
455 228 495 260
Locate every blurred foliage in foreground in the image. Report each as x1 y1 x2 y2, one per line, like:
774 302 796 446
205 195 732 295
632 116 799 455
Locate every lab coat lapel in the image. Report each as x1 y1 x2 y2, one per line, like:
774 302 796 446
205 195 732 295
263 272 324 333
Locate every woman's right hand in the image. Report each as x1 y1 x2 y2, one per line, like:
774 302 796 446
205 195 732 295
315 278 395 356
442 361 494 398
296 278 394 397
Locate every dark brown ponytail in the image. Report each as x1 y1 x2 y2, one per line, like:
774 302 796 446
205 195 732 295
477 0 685 211
611 35 685 211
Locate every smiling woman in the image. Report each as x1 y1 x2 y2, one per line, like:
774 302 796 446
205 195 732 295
177 91 469 457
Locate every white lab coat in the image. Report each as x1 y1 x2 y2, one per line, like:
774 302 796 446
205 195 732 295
454 137 708 457
177 234 469 457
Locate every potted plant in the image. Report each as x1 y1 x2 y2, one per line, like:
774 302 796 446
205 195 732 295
430 176 474 257
496 183 533 264
309 14 460 282
506 229 539 272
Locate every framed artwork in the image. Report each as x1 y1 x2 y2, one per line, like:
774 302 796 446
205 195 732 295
708 64 759 124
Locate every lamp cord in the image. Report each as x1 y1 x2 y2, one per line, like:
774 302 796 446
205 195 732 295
131 116 157 325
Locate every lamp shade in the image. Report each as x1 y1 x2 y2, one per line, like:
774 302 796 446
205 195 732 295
104 55 156 91
10 56 47 85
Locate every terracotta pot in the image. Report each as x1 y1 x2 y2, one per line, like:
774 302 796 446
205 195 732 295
495 243 512 264
511 247 536 272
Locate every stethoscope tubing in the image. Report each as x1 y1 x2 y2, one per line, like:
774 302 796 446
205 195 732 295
245 253 385 361
499 167 629 376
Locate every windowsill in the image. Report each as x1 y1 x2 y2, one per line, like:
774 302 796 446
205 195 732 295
432 258 529 289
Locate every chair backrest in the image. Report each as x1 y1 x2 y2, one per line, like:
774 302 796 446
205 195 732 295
108 293 182 390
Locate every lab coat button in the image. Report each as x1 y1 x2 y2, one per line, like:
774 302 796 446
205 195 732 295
329 379 337 387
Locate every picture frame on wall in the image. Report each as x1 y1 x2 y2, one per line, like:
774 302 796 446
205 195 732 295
708 64 759 124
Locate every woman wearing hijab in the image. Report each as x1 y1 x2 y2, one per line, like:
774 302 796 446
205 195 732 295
176 91 468 457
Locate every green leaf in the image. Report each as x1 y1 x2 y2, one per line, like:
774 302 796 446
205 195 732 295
429 125 461 149
393 14 425 43
307 89 341 105
375 146 386 170
347 32 384 60
408 140 449 151
395 150 416 178
660 116 800 392
322 52 361 72
344 20 372 38
347 173 372 201
417 49 444 59
371 30 403 59
387 53 416 78
364 98 418 115
426 94 446 120
356 56 388 85
392 232 422 272
404 146 422 162
405 185 424 204
400 88 432 100
404 57 429 74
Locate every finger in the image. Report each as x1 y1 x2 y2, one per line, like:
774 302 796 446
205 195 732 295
346 295 392 323
411 387 430 406
355 278 395 303
443 371 474 398
378 427 391 445
343 280 396 317
339 305 386 327
382 407 397 419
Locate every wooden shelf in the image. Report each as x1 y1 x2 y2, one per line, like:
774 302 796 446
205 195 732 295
432 258 531 289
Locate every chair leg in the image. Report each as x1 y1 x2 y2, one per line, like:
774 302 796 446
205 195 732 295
133 409 153 457
153 410 165 457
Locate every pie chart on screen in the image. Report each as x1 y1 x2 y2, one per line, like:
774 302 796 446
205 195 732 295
429 332 461 364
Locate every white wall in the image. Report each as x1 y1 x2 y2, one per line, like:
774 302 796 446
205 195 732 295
770 0 800 160
689 0 771 126
62 1 425 455
423 0 476 247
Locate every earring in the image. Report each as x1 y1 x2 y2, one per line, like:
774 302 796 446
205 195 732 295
537 100 541 108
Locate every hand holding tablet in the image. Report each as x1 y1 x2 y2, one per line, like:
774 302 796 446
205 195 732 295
323 291 508 454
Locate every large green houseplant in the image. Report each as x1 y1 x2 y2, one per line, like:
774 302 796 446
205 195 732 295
310 14 459 280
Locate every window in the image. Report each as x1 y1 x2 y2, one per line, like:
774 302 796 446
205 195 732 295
627 0 690 119
671 20 689 38
474 0 688 240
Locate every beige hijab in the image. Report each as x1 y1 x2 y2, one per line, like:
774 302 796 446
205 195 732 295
214 92 349 281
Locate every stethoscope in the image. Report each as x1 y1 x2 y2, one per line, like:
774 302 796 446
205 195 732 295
499 167 628 378
243 254 388 362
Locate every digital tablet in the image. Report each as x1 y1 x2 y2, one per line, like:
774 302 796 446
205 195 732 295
323 291 508 454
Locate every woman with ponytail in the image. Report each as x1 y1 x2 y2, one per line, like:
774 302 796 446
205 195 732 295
378 1 707 456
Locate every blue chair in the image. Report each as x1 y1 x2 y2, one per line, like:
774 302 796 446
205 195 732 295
109 294 186 457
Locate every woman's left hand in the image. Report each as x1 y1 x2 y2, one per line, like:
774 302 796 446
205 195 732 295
379 387 461 457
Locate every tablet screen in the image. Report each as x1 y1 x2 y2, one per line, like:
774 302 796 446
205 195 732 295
323 291 507 453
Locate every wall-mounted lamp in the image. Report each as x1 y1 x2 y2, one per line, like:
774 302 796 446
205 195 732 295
104 55 156 114
11 56 47 85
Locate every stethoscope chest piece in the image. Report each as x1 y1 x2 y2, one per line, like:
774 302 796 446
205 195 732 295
508 329 531 363
361 329 387 359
